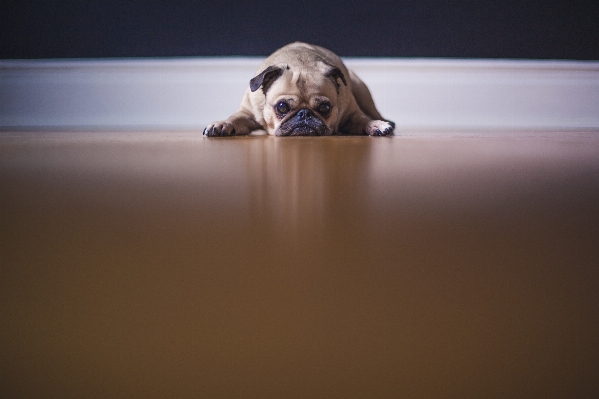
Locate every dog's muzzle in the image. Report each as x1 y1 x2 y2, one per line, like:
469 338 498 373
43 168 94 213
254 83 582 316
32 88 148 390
276 109 330 136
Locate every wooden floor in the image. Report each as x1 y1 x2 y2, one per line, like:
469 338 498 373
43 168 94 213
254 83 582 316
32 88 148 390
1 131 599 398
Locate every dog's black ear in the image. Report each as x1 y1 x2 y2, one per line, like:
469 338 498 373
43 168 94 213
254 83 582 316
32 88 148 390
250 65 284 93
326 66 347 90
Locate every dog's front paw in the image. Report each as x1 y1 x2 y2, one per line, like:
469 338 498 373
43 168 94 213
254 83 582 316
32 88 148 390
366 120 394 136
203 122 236 137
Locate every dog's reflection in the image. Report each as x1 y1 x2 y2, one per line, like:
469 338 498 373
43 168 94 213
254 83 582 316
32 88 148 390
243 136 374 241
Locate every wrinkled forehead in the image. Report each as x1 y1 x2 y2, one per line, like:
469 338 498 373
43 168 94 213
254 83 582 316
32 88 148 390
269 68 338 99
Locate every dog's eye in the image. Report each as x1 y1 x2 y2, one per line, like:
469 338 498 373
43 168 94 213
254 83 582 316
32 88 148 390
275 101 290 115
317 102 332 115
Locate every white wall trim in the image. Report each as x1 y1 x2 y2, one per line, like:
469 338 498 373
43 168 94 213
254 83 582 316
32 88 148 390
2 57 598 131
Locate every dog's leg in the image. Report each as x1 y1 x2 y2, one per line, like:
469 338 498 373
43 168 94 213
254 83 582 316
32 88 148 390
203 109 263 137
340 110 395 136
204 89 263 137
348 70 396 133
349 69 385 121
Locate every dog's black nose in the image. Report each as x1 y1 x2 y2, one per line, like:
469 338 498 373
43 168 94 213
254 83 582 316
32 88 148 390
296 108 313 120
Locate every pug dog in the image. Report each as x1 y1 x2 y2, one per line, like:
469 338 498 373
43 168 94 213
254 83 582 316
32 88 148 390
203 42 394 137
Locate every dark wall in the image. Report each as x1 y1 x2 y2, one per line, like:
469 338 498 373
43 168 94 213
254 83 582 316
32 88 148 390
1 0 598 59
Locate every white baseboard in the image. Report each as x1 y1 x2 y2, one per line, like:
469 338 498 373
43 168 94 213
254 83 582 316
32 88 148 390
1 57 598 131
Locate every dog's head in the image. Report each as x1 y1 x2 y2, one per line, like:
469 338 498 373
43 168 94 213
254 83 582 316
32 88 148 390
250 62 347 136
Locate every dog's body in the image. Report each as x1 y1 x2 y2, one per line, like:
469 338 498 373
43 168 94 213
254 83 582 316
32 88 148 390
204 42 394 137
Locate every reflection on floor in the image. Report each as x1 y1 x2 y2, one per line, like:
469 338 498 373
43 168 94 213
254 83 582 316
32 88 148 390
1 131 598 398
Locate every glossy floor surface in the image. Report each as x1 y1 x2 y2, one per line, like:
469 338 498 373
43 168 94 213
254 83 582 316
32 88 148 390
2 132 599 398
